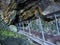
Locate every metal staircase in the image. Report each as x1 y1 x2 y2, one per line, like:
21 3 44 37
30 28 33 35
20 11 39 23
15 18 56 45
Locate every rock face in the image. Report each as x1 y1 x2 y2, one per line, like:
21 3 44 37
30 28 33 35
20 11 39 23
0 37 31 45
0 12 9 30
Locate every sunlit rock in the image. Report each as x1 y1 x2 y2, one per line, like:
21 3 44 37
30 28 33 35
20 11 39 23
42 3 60 15
9 25 17 32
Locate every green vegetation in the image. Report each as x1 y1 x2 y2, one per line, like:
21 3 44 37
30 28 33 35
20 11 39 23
0 29 26 39
0 29 34 45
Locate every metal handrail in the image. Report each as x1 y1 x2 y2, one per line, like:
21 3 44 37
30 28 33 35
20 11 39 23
18 30 55 45
18 20 55 45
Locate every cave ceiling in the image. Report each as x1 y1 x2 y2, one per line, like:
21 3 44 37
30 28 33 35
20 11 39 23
0 0 60 24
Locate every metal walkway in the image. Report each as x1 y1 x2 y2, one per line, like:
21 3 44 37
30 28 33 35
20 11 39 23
15 19 56 45
17 30 55 45
13 14 60 45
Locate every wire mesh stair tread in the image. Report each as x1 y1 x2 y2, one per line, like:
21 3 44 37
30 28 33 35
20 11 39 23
18 30 55 45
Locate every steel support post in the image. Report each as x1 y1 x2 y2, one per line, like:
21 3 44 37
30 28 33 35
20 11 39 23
27 21 31 34
54 14 59 35
22 22 24 31
38 17 45 45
